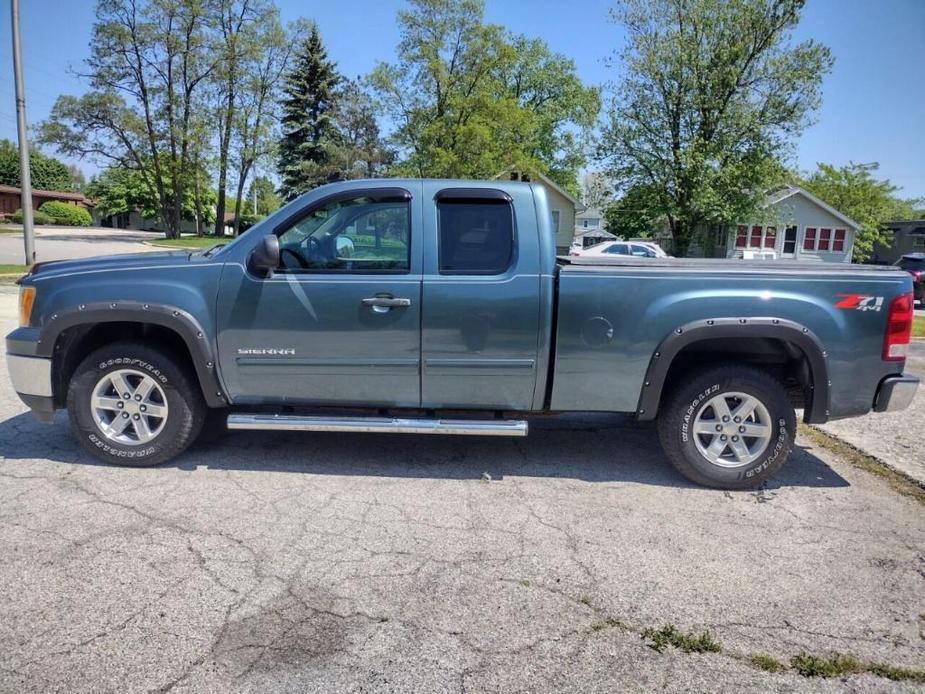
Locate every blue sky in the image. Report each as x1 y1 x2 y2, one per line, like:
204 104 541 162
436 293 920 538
1 0 923 198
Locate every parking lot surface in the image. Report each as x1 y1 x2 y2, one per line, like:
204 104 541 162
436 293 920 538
0 227 160 264
1 287 923 693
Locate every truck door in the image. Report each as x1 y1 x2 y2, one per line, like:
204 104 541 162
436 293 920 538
420 185 541 410
215 185 423 407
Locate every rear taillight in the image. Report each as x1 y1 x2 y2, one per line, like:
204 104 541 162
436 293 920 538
883 291 913 361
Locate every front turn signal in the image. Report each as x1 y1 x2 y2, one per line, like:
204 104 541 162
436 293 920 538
18 286 36 327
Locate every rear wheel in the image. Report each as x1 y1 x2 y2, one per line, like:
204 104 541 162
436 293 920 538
67 341 205 466
656 365 795 489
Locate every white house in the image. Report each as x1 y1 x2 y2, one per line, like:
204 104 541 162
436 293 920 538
575 207 604 233
496 169 584 253
689 185 860 263
573 228 617 249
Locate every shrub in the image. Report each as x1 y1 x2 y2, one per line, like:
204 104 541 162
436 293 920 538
38 200 92 226
238 212 261 232
11 208 55 225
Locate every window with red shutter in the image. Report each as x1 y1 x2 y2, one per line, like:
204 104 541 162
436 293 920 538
819 228 831 251
750 225 762 248
735 225 747 248
764 226 777 249
833 228 846 252
803 227 816 250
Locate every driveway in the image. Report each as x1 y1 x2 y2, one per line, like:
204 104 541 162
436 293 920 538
0 286 923 692
0 226 161 264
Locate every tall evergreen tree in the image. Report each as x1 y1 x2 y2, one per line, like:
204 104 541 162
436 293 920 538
277 24 342 200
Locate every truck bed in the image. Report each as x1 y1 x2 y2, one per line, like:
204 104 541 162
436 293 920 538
549 255 910 419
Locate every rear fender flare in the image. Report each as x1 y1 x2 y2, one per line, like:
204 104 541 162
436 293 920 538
636 317 830 423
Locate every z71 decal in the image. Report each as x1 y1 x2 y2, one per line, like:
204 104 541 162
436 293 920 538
834 293 884 312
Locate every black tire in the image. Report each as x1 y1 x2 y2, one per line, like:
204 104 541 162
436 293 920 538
67 341 206 467
195 407 228 445
656 365 796 489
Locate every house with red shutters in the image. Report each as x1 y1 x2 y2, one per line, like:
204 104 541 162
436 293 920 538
688 184 860 263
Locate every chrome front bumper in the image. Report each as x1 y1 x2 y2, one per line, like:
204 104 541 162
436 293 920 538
873 375 919 413
7 354 53 397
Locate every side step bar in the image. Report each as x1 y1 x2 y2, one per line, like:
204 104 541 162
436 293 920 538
226 414 528 437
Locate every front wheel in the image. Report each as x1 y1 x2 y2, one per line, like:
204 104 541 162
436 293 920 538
67 341 205 467
656 365 796 489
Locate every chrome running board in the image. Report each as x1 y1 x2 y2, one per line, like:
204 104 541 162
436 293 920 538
226 414 528 437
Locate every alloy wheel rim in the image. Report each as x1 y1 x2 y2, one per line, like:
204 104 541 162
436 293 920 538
692 391 773 468
90 369 169 445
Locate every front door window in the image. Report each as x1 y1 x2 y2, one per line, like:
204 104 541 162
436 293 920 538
278 195 410 273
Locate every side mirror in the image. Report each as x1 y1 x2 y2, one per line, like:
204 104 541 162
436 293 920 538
247 234 279 277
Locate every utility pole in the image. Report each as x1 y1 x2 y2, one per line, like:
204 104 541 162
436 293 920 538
10 0 35 266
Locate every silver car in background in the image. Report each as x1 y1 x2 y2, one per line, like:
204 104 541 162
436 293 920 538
570 240 670 258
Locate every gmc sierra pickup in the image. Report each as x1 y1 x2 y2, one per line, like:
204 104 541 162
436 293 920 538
6 179 919 488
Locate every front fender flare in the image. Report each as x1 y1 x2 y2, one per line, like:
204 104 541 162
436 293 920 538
636 317 830 424
30 301 227 408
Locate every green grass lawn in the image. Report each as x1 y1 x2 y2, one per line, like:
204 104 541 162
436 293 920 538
147 236 226 249
0 264 28 283
913 315 925 339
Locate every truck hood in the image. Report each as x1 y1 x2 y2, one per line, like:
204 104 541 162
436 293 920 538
26 251 191 281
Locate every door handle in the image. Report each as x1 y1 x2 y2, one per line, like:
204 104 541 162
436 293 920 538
361 296 412 310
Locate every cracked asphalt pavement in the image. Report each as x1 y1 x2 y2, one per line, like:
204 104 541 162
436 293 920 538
1 286 923 692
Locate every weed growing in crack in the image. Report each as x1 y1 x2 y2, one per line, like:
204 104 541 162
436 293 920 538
790 652 862 677
641 624 721 654
590 617 626 632
578 595 593 607
749 654 783 672
865 663 925 683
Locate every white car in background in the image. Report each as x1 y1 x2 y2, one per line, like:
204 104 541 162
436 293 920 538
570 240 670 258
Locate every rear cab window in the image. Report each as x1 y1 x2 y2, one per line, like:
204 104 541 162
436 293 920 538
436 190 515 275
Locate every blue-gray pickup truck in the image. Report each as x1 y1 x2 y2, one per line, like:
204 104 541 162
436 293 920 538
5 179 919 488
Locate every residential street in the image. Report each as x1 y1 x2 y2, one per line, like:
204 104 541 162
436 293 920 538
0 286 923 693
0 227 160 264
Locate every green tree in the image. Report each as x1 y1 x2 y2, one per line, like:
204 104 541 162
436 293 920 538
580 172 615 211
38 0 219 238
0 139 80 191
212 0 269 236
800 162 918 262
603 184 663 239
599 0 832 256
87 164 215 227
277 23 342 200
228 11 290 234
368 0 598 186
245 175 281 216
327 78 393 179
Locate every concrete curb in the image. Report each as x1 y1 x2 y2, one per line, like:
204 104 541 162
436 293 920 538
806 423 925 493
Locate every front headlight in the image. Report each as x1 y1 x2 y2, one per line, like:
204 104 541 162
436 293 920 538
18 286 36 327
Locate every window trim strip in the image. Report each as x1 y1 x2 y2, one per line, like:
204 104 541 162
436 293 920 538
433 187 513 203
